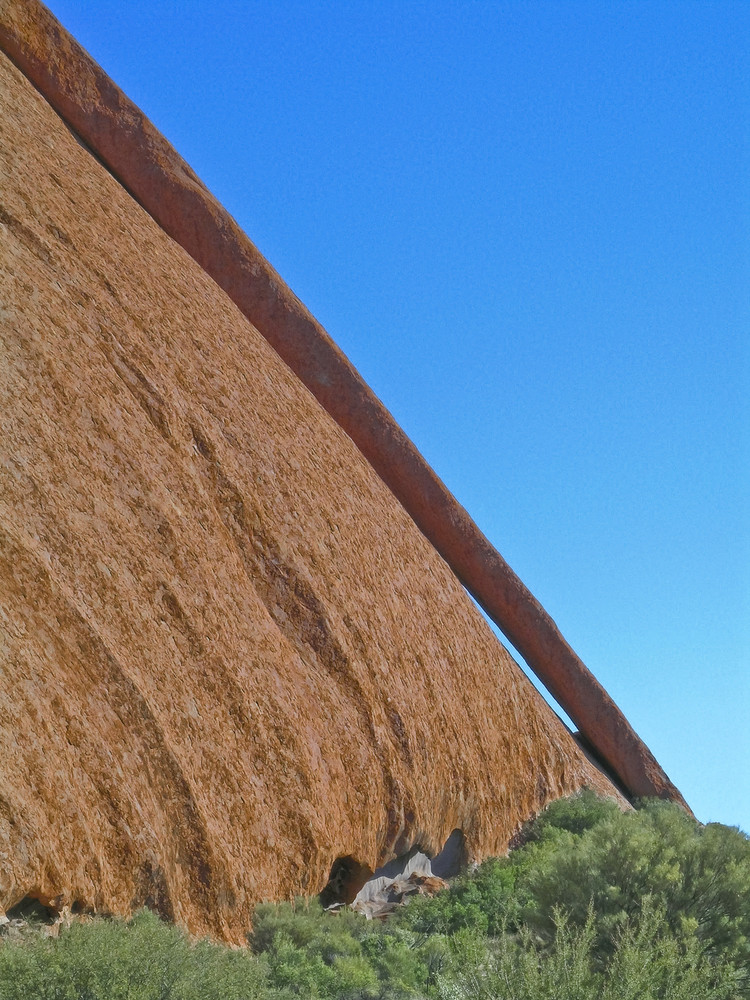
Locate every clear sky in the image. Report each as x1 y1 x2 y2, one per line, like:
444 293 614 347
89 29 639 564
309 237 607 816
44 0 748 832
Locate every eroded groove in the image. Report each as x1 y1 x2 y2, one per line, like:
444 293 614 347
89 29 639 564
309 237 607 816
131 860 174 922
0 523 222 923
156 582 205 658
382 773 418 857
0 203 53 265
98 327 174 443
189 422 382 750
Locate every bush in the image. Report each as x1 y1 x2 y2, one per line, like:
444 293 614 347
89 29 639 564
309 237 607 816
1 793 746 999
0 909 270 1000
516 797 750 975
398 791 749 996
250 897 431 997
438 902 741 1000
394 858 517 938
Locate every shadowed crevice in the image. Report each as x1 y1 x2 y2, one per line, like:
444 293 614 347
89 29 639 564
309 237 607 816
319 856 374 908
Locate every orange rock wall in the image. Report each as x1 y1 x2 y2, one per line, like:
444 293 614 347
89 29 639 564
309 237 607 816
0 50 621 941
0 0 687 808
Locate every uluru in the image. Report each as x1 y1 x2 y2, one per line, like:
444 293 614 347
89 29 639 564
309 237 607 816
0 0 686 943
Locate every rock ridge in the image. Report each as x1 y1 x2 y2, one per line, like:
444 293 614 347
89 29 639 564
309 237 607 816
0 0 688 809
0 6 682 945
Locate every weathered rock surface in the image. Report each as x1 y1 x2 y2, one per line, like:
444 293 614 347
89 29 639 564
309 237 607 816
0 47 625 941
0 0 689 810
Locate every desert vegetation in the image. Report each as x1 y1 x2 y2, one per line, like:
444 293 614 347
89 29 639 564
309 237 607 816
1 792 748 999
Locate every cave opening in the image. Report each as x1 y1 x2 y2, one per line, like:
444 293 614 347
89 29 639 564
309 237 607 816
6 895 58 924
319 855 374 908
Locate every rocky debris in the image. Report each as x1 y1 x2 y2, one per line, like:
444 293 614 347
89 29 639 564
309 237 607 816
322 832 465 916
0 898 70 941
0 12 628 945
350 851 449 920
352 872 449 921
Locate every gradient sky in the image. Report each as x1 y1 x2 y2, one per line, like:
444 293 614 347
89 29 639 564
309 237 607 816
44 0 749 832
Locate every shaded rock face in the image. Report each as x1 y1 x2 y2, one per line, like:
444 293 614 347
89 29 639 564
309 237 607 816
0 51 621 943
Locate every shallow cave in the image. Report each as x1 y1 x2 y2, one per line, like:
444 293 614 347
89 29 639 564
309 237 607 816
319 855 374 908
6 895 58 925
320 829 467 910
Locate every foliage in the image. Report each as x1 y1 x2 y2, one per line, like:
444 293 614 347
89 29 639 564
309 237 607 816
398 790 750 997
438 902 742 1000
392 857 517 937
0 909 270 1000
514 794 750 974
1 792 747 999
250 897 433 997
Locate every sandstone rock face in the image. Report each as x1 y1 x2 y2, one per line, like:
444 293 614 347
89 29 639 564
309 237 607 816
0 49 624 940
0 0 688 810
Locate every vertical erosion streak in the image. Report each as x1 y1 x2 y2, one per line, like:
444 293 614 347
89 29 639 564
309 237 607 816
0 0 689 810
189 423 383 750
0 525 225 929
189 422 418 856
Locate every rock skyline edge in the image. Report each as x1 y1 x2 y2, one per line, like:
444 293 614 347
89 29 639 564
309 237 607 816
0 0 688 811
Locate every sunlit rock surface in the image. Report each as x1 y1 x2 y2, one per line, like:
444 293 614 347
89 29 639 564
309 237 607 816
0 50 622 942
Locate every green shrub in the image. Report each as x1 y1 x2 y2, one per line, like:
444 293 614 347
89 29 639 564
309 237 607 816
0 793 746 999
516 797 750 974
0 909 270 1000
250 897 431 998
438 901 741 1000
394 857 517 937
526 787 624 840
399 791 749 996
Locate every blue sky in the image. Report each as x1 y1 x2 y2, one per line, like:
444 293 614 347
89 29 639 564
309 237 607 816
45 1 748 832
